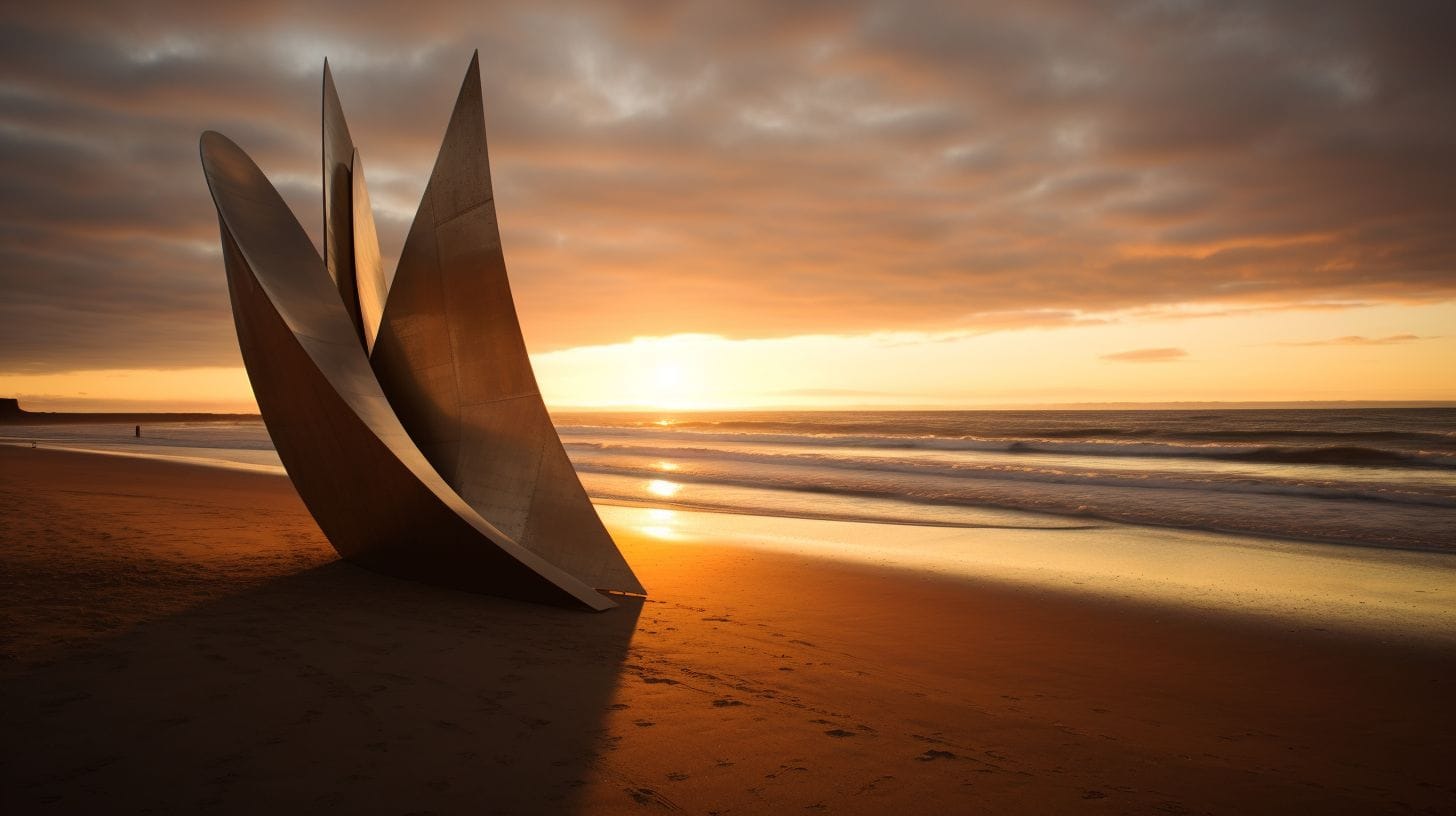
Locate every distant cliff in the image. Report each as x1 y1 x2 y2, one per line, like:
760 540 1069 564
0 398 258 425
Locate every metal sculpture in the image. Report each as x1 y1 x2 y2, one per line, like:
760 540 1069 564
199 53 643 610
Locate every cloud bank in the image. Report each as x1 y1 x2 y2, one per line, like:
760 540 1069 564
1 0 1453 373
1101 347 1188 363
1279 334 1430 347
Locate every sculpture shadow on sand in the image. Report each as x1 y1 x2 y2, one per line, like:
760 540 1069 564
0 561 643 812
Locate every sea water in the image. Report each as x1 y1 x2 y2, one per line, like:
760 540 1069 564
6 408 1453 552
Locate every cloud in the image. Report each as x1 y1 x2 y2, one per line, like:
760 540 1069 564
0 0 1454 373
1279 333 1430 347
1101 347 1188 363
768 388 902 398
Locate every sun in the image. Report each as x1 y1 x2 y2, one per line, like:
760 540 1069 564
633 345 709 409
653 362 682 389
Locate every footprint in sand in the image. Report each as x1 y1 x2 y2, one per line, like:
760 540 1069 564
824 729 856 738
765 764 809 779
916 749 957 761
625 787 677 808
857 775 895 794
712 699 745 708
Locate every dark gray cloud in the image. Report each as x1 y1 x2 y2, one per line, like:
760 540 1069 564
1 0 1453 372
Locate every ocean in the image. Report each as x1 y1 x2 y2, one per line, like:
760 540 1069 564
6 408 1454 552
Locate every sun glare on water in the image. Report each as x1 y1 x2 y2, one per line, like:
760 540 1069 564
647 479 682 498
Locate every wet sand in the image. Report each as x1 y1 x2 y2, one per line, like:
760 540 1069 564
1 446 1453 814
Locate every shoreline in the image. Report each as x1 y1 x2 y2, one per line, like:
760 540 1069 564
596 503 1456 648
5 434 1455 558
4 444 1454 646
3 446 1454 812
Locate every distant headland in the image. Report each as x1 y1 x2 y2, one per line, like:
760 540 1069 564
0 397 258 425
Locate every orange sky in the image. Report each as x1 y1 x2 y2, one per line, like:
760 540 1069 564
1 2 1453 411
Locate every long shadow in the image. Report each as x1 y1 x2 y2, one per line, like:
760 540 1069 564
0 562 642 814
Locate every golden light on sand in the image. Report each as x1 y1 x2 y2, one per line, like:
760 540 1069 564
646 479 682 498
639 507 681 540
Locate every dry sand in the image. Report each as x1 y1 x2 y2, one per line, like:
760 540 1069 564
1 446 1453 814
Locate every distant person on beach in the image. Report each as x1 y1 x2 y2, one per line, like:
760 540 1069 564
135 425 141 438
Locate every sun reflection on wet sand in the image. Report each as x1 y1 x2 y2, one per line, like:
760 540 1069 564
639 507 680 539
597 503 1456 642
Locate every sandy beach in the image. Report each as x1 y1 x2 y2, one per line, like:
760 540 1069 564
2 445 1453 814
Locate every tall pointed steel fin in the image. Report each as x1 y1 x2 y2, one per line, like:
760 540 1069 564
322 59 365 346
200 130 614 611
351 148 387 352
372 52 646 596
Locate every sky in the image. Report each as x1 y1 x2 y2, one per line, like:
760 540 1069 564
1 0 1453 412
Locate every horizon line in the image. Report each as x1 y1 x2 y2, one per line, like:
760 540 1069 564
5 398 1455 417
